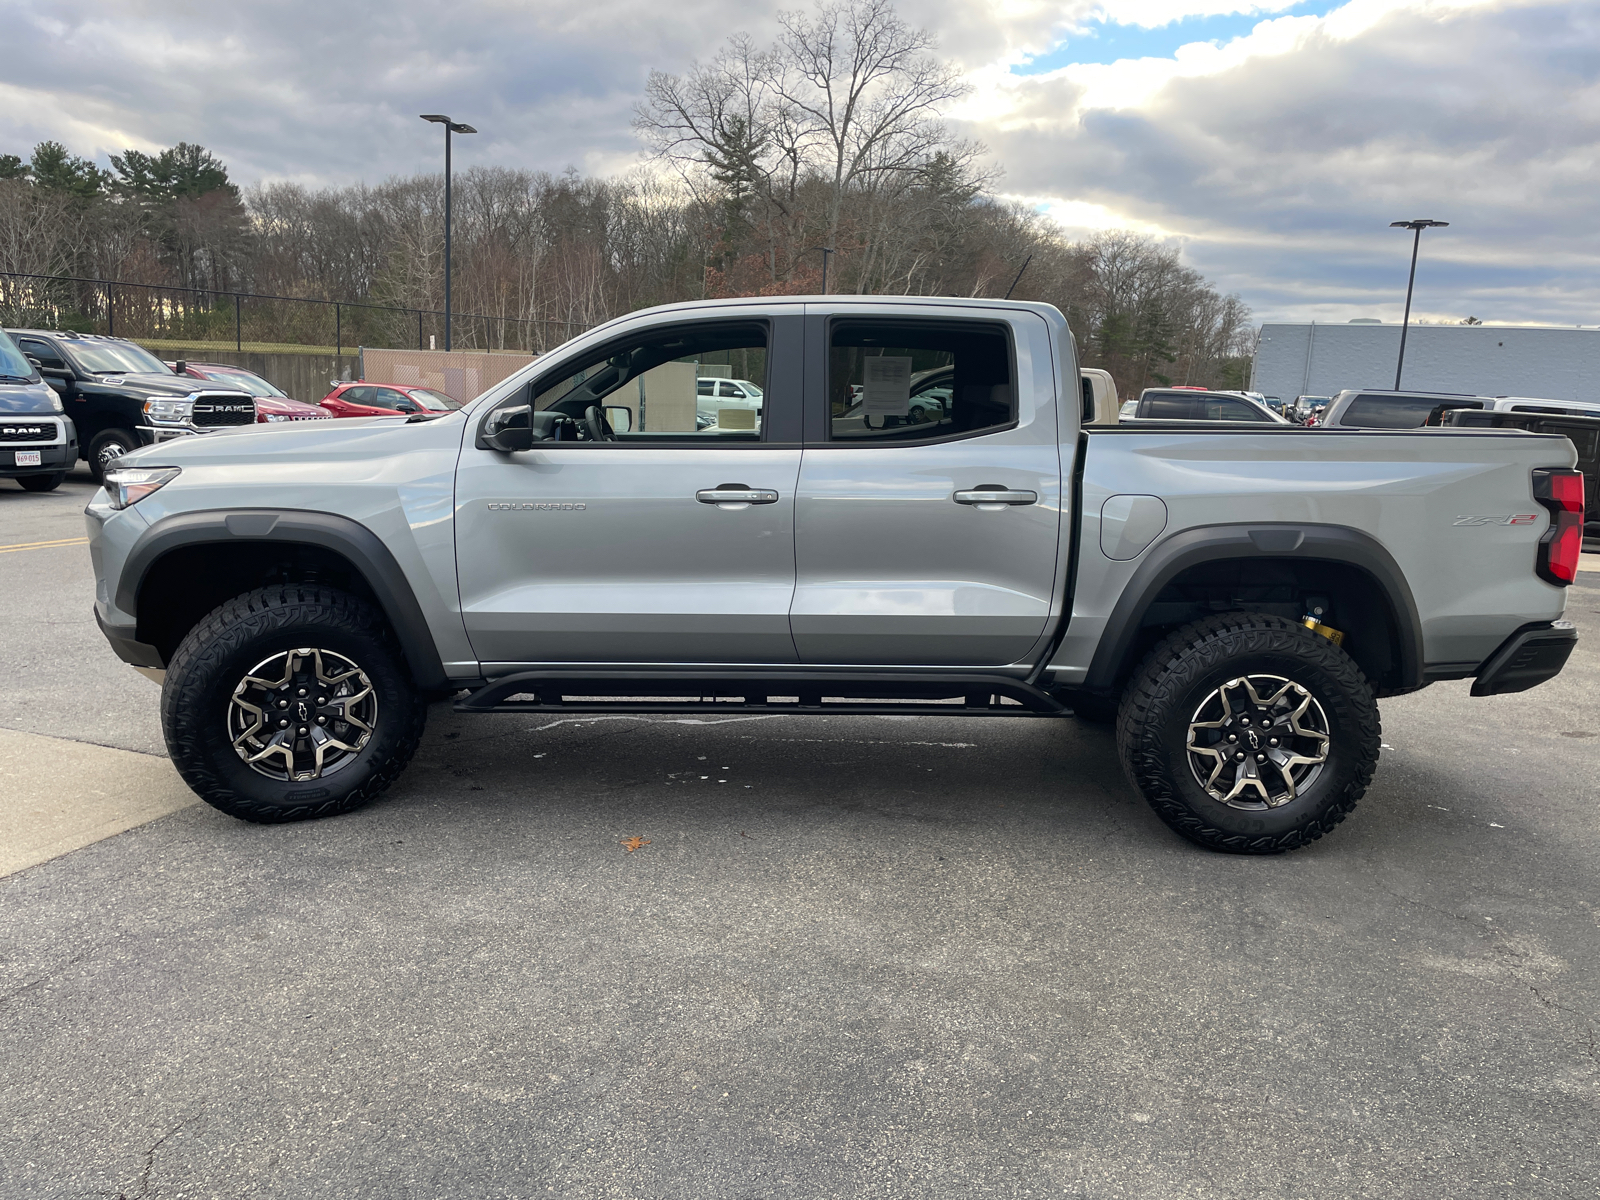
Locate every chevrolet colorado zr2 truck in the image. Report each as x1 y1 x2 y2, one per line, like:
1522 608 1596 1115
85 297 1583 853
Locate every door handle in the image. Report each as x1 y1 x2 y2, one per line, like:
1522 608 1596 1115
953 488 1038 506
697 485 779 505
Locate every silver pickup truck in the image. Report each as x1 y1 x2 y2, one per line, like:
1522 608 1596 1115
86 296 1582 853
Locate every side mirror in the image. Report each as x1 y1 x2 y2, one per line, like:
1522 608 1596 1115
603 405 632 434
393 399 418 413
484 404 535 452
174 360 188 373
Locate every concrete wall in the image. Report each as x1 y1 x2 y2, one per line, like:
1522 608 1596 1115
1251 322 1600 402
362 347 537 404
161 347 360 405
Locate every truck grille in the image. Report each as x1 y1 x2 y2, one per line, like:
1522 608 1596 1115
190 394 257 428
0 420 60 444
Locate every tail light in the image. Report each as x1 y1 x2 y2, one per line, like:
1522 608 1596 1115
1533 467 1584 585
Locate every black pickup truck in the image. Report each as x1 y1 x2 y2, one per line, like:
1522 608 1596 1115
4 330 255 480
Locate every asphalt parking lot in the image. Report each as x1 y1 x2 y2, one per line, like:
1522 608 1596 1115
2 469 1597 1199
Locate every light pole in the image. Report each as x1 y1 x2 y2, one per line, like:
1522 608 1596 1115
1389 218 1448 390
799 245 835 294
421 114 477 351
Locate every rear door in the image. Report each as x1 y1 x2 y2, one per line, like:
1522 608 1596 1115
454 312 804 669
789 306 1066 666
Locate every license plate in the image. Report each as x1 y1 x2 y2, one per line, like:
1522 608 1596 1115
15 451 41 467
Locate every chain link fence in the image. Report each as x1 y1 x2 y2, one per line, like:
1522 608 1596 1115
0 271 591 356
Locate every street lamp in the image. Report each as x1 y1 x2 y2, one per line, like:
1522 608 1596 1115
1389 218 1449 390
420 114 477 352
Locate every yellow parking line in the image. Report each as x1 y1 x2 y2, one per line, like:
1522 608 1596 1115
0 536 90 553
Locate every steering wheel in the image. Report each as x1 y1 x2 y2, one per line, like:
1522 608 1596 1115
583 406 616 442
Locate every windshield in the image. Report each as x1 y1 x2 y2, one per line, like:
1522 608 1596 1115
195 365 285 397
410 388 460 411
0 330 34 379
65 341 172 376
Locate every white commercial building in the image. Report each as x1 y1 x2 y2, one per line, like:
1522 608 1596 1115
1250 321 1600 403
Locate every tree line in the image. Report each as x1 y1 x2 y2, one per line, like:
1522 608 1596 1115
0 0 1253 394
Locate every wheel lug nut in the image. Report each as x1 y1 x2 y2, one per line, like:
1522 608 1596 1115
1228 734 1238 742
299 726 309 735
1235 752 1246 761
279 719 288 728
316 716 326 725
1269 738 1279 747
1256 753 1266 762
278 700 288 708
297 688 308 697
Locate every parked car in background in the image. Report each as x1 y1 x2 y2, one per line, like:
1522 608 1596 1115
1488 396 1600 418
5 329 254 480
1080 368 1120 425
1125 388 1289 423
695 377 765 425
168 361 331 424
1319 389 1491 430
319 382 463 418
0 329 77 492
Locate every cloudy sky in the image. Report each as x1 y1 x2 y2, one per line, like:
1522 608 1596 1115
2 0 1595 326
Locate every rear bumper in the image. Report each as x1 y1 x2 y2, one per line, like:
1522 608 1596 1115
1471 620 1578 696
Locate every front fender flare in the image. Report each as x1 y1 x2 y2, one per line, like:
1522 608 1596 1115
119 508 447 689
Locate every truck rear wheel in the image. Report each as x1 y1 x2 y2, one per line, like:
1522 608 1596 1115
1116 612 1380 854
160 584 426 823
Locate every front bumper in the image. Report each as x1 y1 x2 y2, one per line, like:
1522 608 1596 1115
0 437 77 477
1471 620 1578 696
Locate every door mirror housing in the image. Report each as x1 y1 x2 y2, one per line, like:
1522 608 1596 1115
603 405 632 434
483 404 535 452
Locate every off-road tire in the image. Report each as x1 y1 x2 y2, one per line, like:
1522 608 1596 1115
87 428 140 482
17 472 64 492
1116 612 1380 854
161 584 427 823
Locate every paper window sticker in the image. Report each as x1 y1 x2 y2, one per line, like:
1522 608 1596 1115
862 356 913 416
717 408 757 430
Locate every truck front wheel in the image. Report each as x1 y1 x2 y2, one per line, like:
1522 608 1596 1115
160 584 427 823
1116 612 1380 854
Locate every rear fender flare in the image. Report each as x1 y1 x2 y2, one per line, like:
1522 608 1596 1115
1082 523 1423 692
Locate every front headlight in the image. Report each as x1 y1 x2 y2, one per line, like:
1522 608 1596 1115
262 413 290 422
143 397 194 425
103 466 180 510
47 389 63 412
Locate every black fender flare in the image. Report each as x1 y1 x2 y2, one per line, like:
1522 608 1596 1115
120 509 447 688
1082 522 1423 692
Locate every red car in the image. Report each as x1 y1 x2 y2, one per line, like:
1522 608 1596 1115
318 382 463 418
169 361 331 423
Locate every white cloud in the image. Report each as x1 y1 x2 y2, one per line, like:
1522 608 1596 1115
0 0 1592 326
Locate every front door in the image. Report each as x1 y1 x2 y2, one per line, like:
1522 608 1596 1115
455 314 803 669
790 308 1065 667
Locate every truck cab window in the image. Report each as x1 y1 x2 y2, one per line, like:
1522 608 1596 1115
530 322 768 440
828 320 1013 442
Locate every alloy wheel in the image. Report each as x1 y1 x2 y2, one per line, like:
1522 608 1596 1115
1185 674 1329 809
227 647 377 781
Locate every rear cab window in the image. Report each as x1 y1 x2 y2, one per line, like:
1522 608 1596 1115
827 320 1014 443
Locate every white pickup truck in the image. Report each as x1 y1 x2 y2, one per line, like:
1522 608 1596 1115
85 297 1582 853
